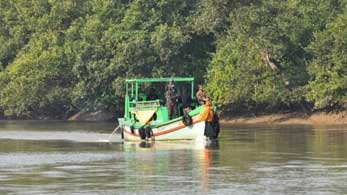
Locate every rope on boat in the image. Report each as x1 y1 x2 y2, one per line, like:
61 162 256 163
106 125 121 142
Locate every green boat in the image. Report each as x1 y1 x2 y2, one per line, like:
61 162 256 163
117 77 208 141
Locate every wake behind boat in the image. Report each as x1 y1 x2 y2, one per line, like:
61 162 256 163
116 77 219 141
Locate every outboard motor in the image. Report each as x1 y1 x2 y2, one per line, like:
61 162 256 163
138 127 146 140
145 127 153 139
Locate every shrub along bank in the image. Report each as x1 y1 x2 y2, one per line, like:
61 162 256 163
1 0 347 119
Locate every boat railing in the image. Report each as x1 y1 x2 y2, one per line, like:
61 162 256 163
129 100 160 111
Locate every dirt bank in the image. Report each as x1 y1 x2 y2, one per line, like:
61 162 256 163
68 111 116 122
220 112 347 125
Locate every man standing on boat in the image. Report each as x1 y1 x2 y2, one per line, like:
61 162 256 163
196 85 206 105
165 80 179 120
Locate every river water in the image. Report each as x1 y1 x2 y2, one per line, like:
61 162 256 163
0 121 347 195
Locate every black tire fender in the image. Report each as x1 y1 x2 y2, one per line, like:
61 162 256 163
182 114 193 126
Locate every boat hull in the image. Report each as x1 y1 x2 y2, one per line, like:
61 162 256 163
122 117 205 141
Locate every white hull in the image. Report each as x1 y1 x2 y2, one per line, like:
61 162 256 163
122 117 205 141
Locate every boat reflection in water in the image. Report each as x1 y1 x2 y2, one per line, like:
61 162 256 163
123 139 219 151
121 140 220 192
138 141 154 148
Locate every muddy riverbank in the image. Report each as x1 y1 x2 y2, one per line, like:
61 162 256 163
220 112 347 125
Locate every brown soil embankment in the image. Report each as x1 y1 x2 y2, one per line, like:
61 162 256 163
68 111 116 122
220 112 347 125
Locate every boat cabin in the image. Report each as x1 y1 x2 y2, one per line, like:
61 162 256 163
120 77 200 128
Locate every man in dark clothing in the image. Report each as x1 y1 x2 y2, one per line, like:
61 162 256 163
165 80 179 120
200 97 214 140
147 87 159 100
196 85 206 105
200 97 219 141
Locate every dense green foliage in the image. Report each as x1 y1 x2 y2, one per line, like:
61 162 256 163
205 0 347 113
0 0 347 118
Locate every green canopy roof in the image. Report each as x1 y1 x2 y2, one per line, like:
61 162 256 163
125 77 194 83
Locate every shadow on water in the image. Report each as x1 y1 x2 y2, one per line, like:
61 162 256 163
139 141 154 148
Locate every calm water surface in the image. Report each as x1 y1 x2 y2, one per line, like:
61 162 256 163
0 121 347 194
